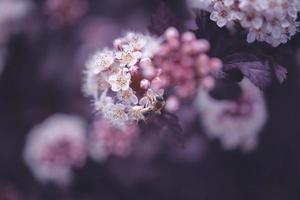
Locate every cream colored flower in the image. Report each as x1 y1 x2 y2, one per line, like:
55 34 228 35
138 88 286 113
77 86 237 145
108 69 131 92
86 49 114 74
117 88 138 105
106 103 129 127
115 45 142 67
128 106 145 121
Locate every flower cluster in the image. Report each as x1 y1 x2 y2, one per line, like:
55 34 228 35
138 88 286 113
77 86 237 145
88 118 139 162
197 78 267 152
83 28 222 126
190 0 300 46
83 31 163 127
23 114 87 185
151 27 222 111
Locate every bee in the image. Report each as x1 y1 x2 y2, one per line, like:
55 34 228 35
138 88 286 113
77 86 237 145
140 94 165 119
138 94 183 147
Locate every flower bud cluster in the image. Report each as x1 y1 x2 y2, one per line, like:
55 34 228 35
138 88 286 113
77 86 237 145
152 27 222 111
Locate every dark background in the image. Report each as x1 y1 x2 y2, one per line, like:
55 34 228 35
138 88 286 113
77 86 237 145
0 0 300 199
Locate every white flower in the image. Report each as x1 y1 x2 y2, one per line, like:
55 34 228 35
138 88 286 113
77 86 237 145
240 12 263 29
210 2 233 27
128 106 145 121
142 36 162 58
124 32 147 51
247 27 266 43
82 70 109 98
106 103 129 127
224 0 234 7
115 45 142 67
139 89 157 107
266 20 282 39
108 69 131 92
106 63 123 76
116 32 161 58
86 49 114 74
94 91 114 112
241 0 270 11
117 88 138 105
82 71 98 97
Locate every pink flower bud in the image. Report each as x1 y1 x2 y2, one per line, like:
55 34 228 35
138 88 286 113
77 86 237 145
140 58 152 68
202 77 215 90
168 38 180 49
165 27 179 40
209 58 222 70
165 96 180 112
182 31 196 42
192 39 210 53
157 44 171 56
140 79 150 89
129 65 139 74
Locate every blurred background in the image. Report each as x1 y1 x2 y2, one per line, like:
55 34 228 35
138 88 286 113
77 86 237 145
0 0 300 199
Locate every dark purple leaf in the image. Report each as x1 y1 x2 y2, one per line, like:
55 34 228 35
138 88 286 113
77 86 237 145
273 64 287 84
223 53 272 89
148 3 184 36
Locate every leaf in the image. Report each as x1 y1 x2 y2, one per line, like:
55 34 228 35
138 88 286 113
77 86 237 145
272 64 287 84
148 3 184 36
223 53 272 89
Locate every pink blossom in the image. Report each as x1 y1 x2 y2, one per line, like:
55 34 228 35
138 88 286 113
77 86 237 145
197 78 267 152
23 114 87 185
88 118 139 161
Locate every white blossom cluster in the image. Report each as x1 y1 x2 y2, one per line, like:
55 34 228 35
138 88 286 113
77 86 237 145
23 114 87 185
83 32 164 127
189 0 300 46
197 78 267 152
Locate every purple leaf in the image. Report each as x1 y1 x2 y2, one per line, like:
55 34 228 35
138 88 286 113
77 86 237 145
148 3 184 36
273 64 287 84
223 53 272 89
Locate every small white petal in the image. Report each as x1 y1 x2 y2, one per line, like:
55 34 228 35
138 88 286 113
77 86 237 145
217 18 227 27
247 31 256 43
